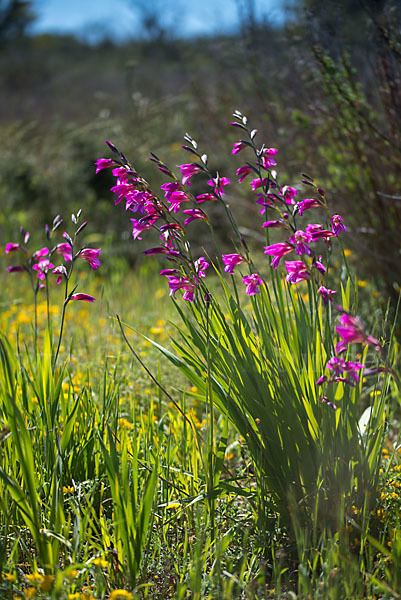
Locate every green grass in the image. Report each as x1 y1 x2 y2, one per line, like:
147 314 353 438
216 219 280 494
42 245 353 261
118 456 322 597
0 260 401 599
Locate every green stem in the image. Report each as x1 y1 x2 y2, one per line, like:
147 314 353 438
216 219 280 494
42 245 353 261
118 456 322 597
53 278 69 371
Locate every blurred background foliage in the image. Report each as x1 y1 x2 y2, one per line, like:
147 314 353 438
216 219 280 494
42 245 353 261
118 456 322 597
1 0 401 301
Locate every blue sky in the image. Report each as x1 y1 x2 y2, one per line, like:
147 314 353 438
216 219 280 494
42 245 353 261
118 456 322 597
30 0 285 41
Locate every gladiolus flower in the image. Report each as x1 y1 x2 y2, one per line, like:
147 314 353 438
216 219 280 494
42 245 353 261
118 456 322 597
32 247 49 260
280 186 298 205
232 141 246 155
182 208 208 226
335 312 381 353
194 256 209 278
288 230 312 255
262 220 286 228
236 165 253 183
256 195 274 214
177 163 203 186
285 260 310 283
264 243 293 269
7 265 25 273
222 253 246 274
5 243 21 254
311 229 335 242
167 191 190 213
76 248 101 270
32 259 55 280
55 243 73 262
331 214 346 236
242 273 263 295
196 193 216 203
251 178 268 192
70 293 95 302
52 265 67 285
318 286 336 305
131 217 158 240
95 158 117 173
207 176 230 195
296 198 322 215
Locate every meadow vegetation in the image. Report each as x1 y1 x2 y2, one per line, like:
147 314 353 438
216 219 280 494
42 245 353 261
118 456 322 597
1 1 401 598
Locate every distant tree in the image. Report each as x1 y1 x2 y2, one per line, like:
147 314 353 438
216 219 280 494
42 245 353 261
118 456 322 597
0 0 35 42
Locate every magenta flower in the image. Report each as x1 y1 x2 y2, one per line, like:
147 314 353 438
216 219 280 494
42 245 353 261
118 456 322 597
326 356 346 377
32 247 49 260
251 178 268 192
194 256 209 278
196 193 216 203
95 158 117 173
264 242 293 269
263 147 278 157
232 141 246 155
161 181 181 199
222 253 246 274
310 229 336 242
331 214 346 236
70 293 95 302
280 186 298 205
236 165 253 183
207 176 230 195
5 243 21 254
144 247 181 259
318 286 336 305
335 313 381 353
256 194 274 215
289 230 312 255
7 265 25 273
305 223 323 235
313 256 326 275
55 243 73 262
242 273 263 295
296 198 322 215
261 155 277 169
76 248 101 270
285 260 310 284
182 208 208 226
32 259 55 280
167 191 191 213
262 220 286 228
52 265 67 285
131 216 158 240
177 163 203 186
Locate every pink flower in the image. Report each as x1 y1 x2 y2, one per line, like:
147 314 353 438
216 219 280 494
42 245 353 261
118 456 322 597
331 214 346 236
167 191 190 213
196 193 216 203
70 293 95 302
251 178 268 192
55 243 73 262
52 265 67 285
313 256 326 275
310 229 335 242
232 141 246 155
280 186 298 205
207 176 230 195
5 243 21 254
264 242 293 269
318 286 336 305
177 163 203 186
76 248 101 270
335 313 381 353
95 158 117 173
285 260 310 283
236 165 253 183
194 256 209 278
131 216 158 240
7 265 25 273
242 273 263 295
32 259 55 280
289 230 312 255
261 155 277 169
182 209 208 226
262 220 286 228
296 198 322 215
161 182 181 199
256 194 274 215
222 253 246 274
32 247 49 260
263 147 278 157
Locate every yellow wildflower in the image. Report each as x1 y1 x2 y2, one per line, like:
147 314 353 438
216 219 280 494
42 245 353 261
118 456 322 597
110 590 134 600
24 588 37 599
91 558 109 568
